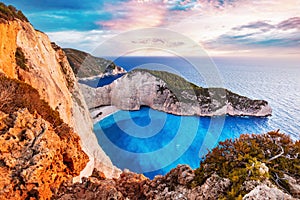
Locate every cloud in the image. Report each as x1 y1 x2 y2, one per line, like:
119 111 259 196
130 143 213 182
233 21 275 32
2 0 106 11
27 10 107 31
97 0 242 31
203 17 300 52
167 0 237 11
5 0 299 57
98 0 167 30
131 38 185 48
277 17 300 30
2 0 115 32
47 30 116 52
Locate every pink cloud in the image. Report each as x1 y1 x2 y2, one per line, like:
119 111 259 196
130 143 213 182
93 0 300 57
98 0 167 31
277 17 300 30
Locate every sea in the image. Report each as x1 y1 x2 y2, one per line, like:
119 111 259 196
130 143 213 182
91 56 300 179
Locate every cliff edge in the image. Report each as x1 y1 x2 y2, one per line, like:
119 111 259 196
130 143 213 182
0 3 119 182
63 48 126 78
80 69 272 117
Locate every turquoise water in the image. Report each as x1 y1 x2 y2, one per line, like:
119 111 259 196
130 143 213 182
93 56 300 178
94 107 269 179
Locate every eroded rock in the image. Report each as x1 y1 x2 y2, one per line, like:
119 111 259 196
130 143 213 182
243 185 296 200
0 109 89 199
80 70 272 117
0 18 120 179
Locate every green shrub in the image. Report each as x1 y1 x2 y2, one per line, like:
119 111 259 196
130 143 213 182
0 73 63 127
0 3 28 22
192 131 300 198
15 47 28 71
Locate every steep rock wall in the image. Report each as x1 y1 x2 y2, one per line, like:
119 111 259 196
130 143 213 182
0 19 119 179
0 109 89 199
80 70 272 117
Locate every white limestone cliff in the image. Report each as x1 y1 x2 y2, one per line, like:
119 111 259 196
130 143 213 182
80 70 272 117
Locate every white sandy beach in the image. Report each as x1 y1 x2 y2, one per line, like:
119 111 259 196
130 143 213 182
90 106 120 124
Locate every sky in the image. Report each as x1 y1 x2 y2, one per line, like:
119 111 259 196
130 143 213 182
2 0 300 58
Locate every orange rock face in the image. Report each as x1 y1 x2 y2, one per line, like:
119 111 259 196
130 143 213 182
0 109 89 200
0 17 119 180
0 21 19 78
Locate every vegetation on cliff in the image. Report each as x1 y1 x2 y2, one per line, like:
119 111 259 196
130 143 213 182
0 73 63 127
132 69 201 98
0 3 28 22
0 73 89 199
15 47 28 71
64 48 122 78
114 69 270 115
192 131 300 199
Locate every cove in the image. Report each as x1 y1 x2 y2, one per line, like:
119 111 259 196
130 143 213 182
94 106 270 179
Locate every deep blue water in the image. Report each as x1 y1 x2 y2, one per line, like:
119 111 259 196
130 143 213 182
79 73 124 88
93 56 300 179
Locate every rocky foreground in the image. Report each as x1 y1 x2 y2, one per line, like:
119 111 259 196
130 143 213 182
0 109 88 199
53 131 300 199
80 69 272 117
53 166 298 200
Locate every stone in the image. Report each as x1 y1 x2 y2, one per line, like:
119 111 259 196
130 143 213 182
193 173 231 200
53 165 299 200
284 174 300 198
243 185 295 200
258 163 269 176
0 109 89 199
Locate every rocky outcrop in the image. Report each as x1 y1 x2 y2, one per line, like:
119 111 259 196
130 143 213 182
284 174 300 198
53 164 297 200
0 109 88 199
53 165 199 200
80 69 272 117
64 48 126 78
0 10 120 180
243 185 296 200
53 131 299 199
53 165 229 200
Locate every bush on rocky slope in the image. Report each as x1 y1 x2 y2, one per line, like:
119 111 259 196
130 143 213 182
15 47 28 71
192 131 300 199
0 3 28 22
0 73 89 199
63 48 119 78
0 73 63 127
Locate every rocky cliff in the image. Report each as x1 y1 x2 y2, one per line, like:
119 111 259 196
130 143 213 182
63 48 126 79
0 4 119 183
0 108 88 199
80 69 272 117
